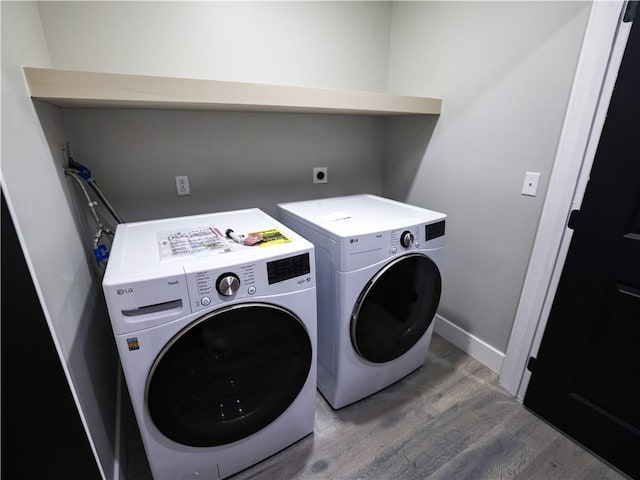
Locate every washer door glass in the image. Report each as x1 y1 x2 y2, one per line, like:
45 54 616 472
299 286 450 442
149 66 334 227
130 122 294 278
351 253 441 364
146 303 312 447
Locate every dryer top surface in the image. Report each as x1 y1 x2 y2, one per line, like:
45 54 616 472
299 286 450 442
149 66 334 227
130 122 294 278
278 194 446 239
103 208 312 284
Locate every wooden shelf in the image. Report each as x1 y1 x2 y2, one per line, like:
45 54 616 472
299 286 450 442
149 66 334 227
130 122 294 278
23 67 441 116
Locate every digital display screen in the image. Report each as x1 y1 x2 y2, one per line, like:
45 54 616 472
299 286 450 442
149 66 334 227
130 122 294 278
267 253 311 285
426 221 445 240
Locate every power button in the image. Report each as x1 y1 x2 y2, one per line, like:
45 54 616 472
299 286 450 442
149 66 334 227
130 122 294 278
201 296 211 306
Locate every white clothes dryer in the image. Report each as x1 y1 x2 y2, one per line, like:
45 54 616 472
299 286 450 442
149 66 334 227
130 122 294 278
278 194 445 409
102 209 316 480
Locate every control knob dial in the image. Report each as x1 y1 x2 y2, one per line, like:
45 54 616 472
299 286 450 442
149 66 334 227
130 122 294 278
400 230 415 248
216 272 240 296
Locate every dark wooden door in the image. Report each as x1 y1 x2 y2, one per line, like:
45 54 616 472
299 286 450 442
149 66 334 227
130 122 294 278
524 13 640 479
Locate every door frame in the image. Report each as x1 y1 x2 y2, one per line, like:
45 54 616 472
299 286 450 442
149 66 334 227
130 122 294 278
499 0 633 399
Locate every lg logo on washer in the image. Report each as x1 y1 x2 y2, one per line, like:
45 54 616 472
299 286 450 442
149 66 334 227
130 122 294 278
117 280 179 295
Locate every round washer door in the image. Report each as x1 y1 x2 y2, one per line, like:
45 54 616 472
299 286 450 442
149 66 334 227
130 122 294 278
146 303 312 447
351 253 441 364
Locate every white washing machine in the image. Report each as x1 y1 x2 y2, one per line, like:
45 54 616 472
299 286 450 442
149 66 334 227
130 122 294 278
102 209 316 480
278 194 445 409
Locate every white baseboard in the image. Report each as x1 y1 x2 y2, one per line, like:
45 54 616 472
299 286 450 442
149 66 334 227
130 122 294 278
433 314 505 374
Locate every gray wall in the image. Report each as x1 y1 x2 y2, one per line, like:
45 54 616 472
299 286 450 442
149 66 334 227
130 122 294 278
39 0 395 231
62 109 385 221
37 1 593 359
11 3 394 476
386 1 592 352
3 10 595 478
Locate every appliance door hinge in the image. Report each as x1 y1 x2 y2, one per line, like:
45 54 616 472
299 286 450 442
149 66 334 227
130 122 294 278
567 209 580 230
526 356 537 373
624 0 638 23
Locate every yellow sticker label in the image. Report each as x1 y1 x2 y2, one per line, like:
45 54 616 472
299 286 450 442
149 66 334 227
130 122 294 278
248 228 291 246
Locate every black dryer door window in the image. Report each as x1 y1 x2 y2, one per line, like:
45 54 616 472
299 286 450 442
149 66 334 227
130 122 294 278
146 303 312 447
351 253 441 364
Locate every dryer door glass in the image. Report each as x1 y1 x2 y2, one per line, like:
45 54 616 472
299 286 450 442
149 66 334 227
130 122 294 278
351 253 441 364
146 303 312 447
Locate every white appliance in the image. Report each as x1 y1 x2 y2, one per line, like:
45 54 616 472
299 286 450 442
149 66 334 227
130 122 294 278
278 194 445 409
102 209 316 480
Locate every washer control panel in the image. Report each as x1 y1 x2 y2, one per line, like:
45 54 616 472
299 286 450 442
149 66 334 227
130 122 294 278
185 251 314 312
189 263 257 311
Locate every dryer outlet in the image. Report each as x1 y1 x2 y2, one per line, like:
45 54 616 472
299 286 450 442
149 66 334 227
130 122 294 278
313 167 328 184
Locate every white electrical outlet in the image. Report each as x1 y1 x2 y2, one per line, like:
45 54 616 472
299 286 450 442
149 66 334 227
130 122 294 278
313 167 328 184
521 172 540 197
176 176 190 196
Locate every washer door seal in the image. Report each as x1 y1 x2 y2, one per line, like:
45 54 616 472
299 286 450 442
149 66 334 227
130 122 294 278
145 303 312 447
351 253 441 364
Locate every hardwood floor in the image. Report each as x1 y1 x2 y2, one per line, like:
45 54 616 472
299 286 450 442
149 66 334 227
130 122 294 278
126 334 628 480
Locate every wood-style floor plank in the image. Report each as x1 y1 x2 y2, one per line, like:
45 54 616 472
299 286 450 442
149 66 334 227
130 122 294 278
127 334 628 480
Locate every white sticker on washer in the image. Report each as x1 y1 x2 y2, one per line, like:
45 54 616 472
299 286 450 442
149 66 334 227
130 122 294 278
157 226 234 259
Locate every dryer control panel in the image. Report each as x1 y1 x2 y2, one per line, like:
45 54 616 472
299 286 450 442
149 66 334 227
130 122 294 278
340 221 445 272
390 226 422 252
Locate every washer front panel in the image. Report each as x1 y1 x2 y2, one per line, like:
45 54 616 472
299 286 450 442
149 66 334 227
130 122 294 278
145 303 312 447
351 253 441 364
